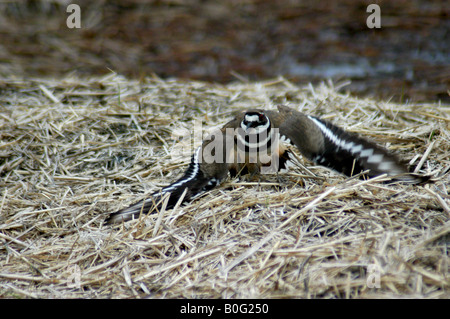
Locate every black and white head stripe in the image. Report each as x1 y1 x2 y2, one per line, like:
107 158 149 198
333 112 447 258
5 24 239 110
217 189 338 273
238 111 272 152
242 113 269 130
307 115 406 177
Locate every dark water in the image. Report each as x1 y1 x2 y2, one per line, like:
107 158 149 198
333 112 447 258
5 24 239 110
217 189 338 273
1 0 448 102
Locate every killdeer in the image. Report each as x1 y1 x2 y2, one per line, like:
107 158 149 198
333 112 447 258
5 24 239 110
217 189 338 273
106 105 424 223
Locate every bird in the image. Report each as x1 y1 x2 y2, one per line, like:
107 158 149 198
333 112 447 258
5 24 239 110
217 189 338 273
106 104 425 224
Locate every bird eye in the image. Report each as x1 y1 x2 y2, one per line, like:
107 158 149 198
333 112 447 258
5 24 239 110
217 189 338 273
259 114 264 121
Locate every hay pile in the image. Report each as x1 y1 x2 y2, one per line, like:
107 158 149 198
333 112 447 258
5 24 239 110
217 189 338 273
0 74 448 298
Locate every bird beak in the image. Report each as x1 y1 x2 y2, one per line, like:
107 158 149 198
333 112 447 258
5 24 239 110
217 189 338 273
244 126 257 135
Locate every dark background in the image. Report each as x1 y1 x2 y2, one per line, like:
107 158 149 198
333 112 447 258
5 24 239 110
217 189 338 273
1 0 448 102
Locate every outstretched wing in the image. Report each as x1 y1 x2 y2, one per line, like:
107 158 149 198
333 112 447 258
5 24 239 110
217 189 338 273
275 105 426 184
106 146 223 224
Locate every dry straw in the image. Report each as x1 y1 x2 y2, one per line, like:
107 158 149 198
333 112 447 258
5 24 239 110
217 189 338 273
0 74 448 298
